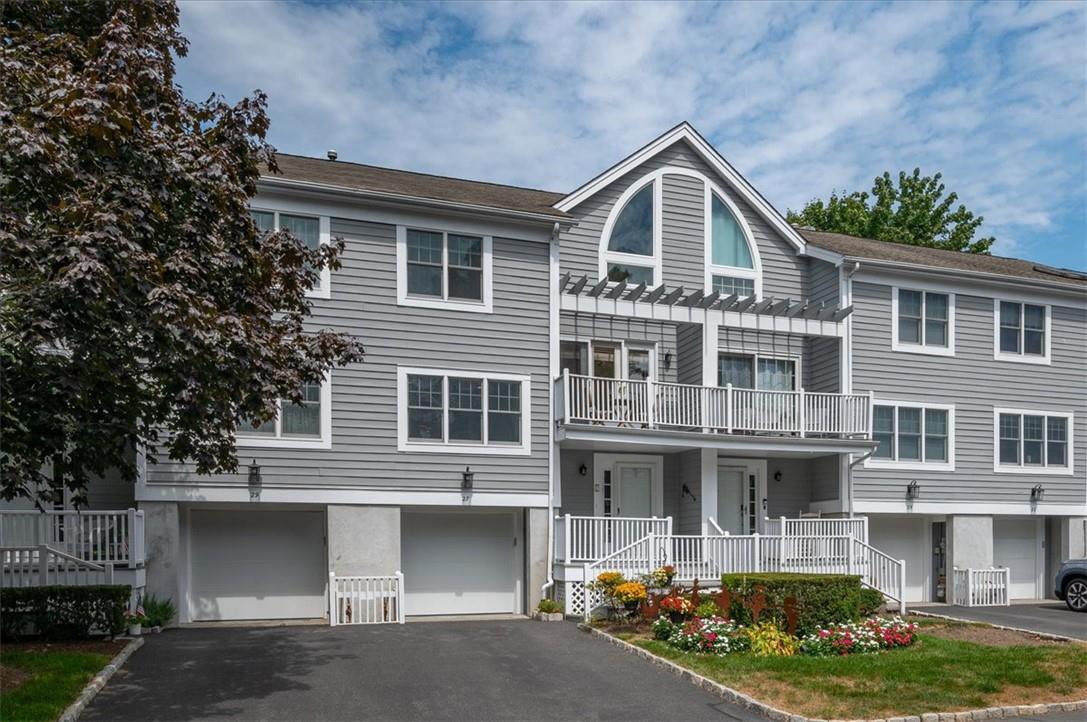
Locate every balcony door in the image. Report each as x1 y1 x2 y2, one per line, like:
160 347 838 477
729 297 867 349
593 453 664 519
561 340 655 382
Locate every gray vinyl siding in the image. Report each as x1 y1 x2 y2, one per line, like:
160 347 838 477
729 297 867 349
559 140 805 299
560 312 679 384
808 259 840 306
851 281 1087 505
558 450 681 523
809 456 841 502
807 338 841 393
676 324 703 385
717 328 813 387
676 450 702 534
148 217 551 495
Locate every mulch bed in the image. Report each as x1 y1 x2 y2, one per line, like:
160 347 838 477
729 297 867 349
0 663 31 693
1 638 129 657
918 622 1067 647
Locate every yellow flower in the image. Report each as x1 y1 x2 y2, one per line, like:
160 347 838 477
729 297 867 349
614 581 648 604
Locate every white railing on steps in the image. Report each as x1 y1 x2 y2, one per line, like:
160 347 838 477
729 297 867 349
554 515 671 563
952 567 1010 607
0 545 115 588
0 509 145 568
329 572 405 625
763 516 868 544
558 371 871 437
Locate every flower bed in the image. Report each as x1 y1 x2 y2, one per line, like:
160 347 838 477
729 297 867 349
799 617 917 656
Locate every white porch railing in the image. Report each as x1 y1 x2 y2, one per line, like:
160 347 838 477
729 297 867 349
952 567 1010 607
764 516 868 544
558 371 871 437
554 515 672 564
1 545 115 588
580 532 906 619
0 509 145 568
329 572 405 625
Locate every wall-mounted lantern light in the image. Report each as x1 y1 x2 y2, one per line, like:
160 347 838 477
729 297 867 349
773 470 782 483
681 483 697 502
579 463 588 476
247 459 262 501
906 480 920 501
664 352 673 371
461 466 474 494
1030 484 1045 503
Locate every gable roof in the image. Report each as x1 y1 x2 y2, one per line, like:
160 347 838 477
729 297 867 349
265 154 570 221
553 122 808 252
801 228 1087 289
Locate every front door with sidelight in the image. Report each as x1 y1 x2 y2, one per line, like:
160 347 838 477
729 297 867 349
716 461 763 534
594 454 664 518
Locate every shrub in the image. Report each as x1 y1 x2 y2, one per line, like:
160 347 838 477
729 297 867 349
695 599 719 618
0 585 131 640
141 593 177 627
537 598 563 614
746 621 799 657
858 587 885 616
721 572 864 635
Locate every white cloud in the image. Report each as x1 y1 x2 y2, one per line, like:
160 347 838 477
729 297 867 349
175 0 1086 266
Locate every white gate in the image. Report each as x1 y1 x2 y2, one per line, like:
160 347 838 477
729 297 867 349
329 572 405 625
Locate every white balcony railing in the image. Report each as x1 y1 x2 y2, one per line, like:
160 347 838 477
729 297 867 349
763 516 868 544
557 372 871 437
0 509 145 568
554 515 672 564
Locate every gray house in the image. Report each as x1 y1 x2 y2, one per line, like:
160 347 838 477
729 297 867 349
4 123 1083 621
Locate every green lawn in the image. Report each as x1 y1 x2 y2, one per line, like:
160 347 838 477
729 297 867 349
634 633 1087 719
1 649 112 722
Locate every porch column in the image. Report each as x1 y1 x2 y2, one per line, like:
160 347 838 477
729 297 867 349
700 449 717 536
947 515 993 570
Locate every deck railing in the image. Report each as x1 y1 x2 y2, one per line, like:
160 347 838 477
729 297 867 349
0 545 115 588
952 567 1010 607
554 515 672 564
763 516 868 544
558 371 871 437
0 509 145 568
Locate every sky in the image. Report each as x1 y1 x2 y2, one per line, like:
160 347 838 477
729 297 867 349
175 0 1087 270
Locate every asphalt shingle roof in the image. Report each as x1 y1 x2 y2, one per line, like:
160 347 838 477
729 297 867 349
800 229 1087 288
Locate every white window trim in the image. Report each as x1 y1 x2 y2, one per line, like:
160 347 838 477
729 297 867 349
865 399 955 471
992 407 1073 475
890 287 955 356
250 206 331 299
703 182 762 298
599 175 662 287
992 298 1051 365
396 367 531 455
236 373 333 450
395 226 494 313
717 350 801 391
562 337 658 382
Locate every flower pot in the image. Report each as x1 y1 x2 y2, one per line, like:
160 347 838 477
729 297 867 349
151 626 162 634
535 612 563 622
128 624 142 636
668 611 687 624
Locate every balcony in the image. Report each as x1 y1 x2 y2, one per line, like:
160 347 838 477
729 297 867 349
555 372 871 438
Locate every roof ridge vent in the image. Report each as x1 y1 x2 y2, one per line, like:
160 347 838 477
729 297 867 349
327 149 338 161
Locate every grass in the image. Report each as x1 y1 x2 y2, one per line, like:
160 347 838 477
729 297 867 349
633 632 1087 719
1 649 113 722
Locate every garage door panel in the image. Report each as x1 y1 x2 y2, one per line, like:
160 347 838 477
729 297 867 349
190 510 326 621
402 512 519 616
994 518 1040 600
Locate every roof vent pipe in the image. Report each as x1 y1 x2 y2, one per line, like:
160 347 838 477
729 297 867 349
327 149 338 161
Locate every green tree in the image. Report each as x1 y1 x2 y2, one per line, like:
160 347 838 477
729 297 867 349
787 168 995 254
0 1 364 506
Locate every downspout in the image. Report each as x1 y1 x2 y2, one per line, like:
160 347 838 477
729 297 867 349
541 222 561 603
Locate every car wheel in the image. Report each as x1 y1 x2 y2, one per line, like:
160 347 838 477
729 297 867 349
1065 578 1087 612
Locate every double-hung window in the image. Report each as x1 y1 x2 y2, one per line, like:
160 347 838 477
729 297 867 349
398 368 530 454
397 227 493 312
237 378 332 449
995 300 1049 363
892 288 952 355
250 208 331 298
994 409 1072 474
869 402 954 469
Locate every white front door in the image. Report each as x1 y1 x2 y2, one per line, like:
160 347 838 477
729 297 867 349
593 454 664 518
717 465 747 534
710 458 765 534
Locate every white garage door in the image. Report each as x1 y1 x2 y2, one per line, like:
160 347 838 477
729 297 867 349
401 511 521 616
994 518 1041 600
190 510 327 621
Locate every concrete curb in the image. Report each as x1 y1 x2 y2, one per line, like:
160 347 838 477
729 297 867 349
57 636 144 722
580 624 1087 722
908 611 1086 644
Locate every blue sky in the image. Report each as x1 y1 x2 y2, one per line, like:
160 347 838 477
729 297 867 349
176 1 1087 270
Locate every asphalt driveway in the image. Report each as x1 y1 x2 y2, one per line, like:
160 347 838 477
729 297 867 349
83 620 763 721
913 602 1087 640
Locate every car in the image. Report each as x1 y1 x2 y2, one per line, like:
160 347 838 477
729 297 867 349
1054 559 1087 612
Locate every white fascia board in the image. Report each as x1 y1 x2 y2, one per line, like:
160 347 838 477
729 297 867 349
554 123 807 253
851 261 1087 308
556 425 875 456
559 293 845 338
855 500 1087 516
803 245 845 266
137 483 549 508
256 178 567 241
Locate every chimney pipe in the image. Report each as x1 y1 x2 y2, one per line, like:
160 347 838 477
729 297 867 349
327 149 338 161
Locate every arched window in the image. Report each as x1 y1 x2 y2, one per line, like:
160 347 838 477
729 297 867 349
601 179 659 285
707 191 759 297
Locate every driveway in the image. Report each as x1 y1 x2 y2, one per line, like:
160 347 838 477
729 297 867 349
913 602 1087 640
83 620 763 721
